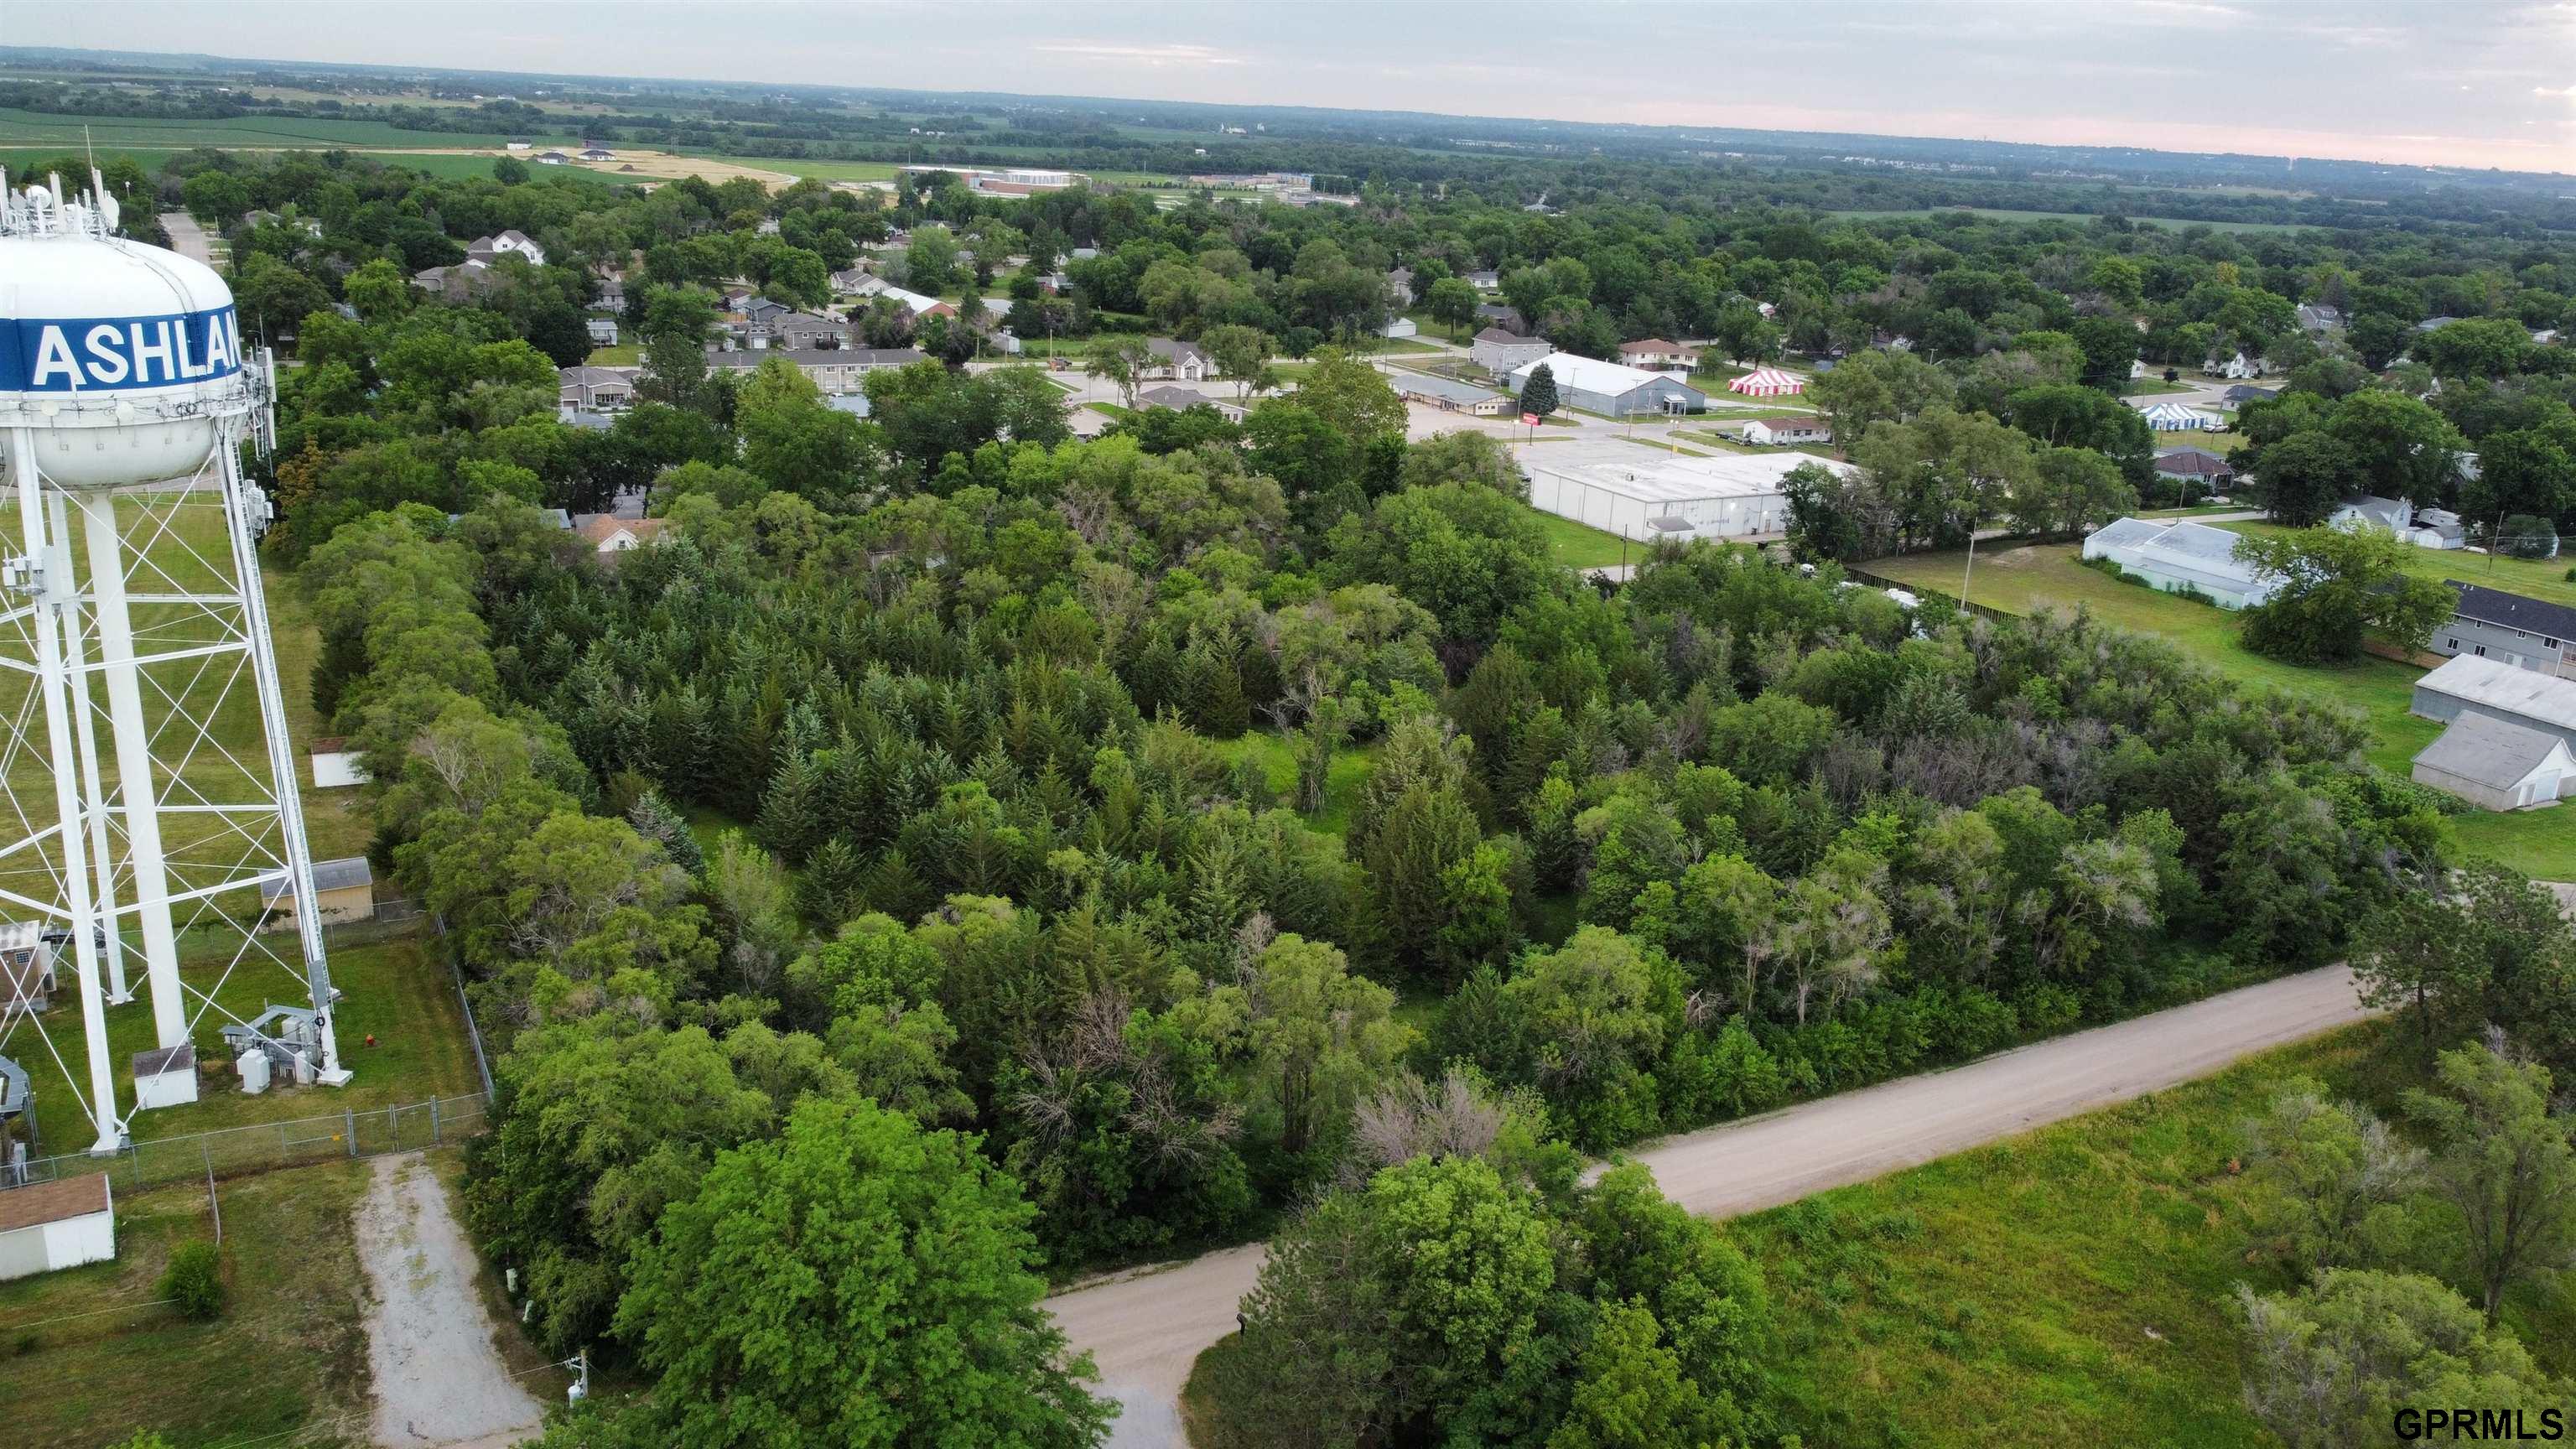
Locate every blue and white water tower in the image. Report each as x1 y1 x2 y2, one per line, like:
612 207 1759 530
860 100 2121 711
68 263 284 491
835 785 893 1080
0 173 346 1156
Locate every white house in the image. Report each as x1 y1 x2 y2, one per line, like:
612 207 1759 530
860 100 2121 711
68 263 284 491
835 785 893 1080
2412 711 2576 811
2215 351 2265 380
1143 338 1213 382
2329 495 2412 535
465 230 546 267
0 1173 116 1282
574 516 669 554
2081 517 2279 610
1742 416 1832 447
1618 340 1699 374
1470 327 1551 376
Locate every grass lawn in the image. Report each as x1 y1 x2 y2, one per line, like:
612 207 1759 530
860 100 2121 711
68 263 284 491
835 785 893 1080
1861 542 2576 877
0 1156 377 1447
13 934 482 1160
2221 521 2576 611
1514 501 1641 572
584 344 641 366
2158 426 2246 452
2122 378 2197 396
2137 504 2257 519
1735 1021 2576 1449
1209 731 1374 839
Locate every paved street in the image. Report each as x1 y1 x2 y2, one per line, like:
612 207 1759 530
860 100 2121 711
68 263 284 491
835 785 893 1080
1045 963 2370 1446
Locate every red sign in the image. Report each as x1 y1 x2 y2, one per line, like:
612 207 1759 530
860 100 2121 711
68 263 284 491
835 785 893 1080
1520 412 1540 426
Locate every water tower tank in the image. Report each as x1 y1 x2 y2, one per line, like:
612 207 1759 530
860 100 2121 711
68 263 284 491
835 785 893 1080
0 179 253 487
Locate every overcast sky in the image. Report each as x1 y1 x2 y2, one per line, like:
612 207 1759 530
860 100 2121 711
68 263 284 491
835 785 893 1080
15 1 2576 174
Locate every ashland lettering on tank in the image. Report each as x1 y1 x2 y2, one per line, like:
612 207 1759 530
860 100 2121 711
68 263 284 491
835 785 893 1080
0 308 243 393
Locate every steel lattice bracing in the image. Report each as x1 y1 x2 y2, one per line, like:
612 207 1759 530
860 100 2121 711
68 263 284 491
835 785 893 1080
0 404 346 1156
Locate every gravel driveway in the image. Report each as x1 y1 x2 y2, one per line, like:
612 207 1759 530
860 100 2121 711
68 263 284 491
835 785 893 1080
356 1154 545 1448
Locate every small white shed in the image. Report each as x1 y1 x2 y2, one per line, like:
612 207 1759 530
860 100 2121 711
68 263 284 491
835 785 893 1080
309 736 370 789
0 1172 116 1281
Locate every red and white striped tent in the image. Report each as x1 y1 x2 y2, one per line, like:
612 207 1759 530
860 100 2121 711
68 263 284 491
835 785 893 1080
1727 366 1805 397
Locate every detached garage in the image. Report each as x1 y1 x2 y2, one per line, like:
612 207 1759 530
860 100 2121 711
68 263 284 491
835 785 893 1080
2412 713 2576 811
0 1172 116 1282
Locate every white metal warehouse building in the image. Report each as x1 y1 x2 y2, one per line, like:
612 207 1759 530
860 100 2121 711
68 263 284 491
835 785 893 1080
1518 442 1834 543
1508 353 1709 418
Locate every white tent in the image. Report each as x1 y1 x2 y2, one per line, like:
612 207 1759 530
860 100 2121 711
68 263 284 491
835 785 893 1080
2139 402 2219 432
1727 366 1805 397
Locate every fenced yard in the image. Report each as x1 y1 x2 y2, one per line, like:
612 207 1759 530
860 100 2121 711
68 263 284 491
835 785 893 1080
7 1091 490 1194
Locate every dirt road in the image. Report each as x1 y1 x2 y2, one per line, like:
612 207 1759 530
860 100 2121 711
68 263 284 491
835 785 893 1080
355 1154 544 1449
1043 963 2369 1446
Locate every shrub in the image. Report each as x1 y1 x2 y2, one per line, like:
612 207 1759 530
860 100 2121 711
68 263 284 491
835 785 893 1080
158 1240 225 1321
2500 514 2558 559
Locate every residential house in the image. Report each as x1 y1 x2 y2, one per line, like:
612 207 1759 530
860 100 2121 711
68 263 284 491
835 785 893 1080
2412 713 2576 811
1742 415 1831 447
578 146 615 162
2295 303 2345 334
1384 267 1414 309
2414 316 2463 334
1467 269 1501 292
2328 495 2412 534
1475 302 1530 333
411 261 500 302
1142 338 1213 382
2428 582 2576 678
466 230 547 267
573 515 670 555
1136 386 1246 422
830 266 881 296
2153 445 2236 491
1506 352 1708 418
558 366 636 412
2080 517 2280 610
2214 351 2265 380
594 274 626 312
1470 327 1552 375
739 297 792 330
1618 340 1699 374
700 346 927 393
2222 384 2278 405
1394 373 1508 416
585 317 620 347
772 311 850 350
535 151 570 165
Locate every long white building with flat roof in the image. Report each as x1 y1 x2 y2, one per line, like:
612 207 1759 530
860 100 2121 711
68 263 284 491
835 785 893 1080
1519 440 1839 543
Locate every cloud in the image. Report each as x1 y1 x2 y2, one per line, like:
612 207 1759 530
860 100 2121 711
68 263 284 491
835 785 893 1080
1029 41 1242 66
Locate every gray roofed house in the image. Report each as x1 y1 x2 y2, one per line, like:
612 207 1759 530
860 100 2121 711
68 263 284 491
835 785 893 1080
1471 327 1554 375
1142 338 1213 382
558 365 636 411
701 346 926 392
2153 446 2236 485
2223 384 2279 403
2428 581 2576 676
2414 316 2462 332
2412 711 2576 811
2329 495 2412 533
2296 303 2345 333
1135 385 1245 421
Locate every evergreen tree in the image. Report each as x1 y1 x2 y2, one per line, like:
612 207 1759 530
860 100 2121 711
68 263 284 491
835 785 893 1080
756 754 826 864
1519 361 1560 419
628 788 705 876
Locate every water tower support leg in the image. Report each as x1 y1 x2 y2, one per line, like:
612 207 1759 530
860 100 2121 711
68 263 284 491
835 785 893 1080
48 491 130 1005
76 490 184 1051
9 432 122 1153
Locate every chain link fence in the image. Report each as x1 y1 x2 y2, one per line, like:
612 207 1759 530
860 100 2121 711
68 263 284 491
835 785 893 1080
4 1092 491 1193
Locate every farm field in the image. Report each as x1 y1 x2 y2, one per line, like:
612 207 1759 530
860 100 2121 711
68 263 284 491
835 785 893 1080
1737 1021 2573 1448
0 144 621 187
0 106 542 151
1861 541 2576 877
